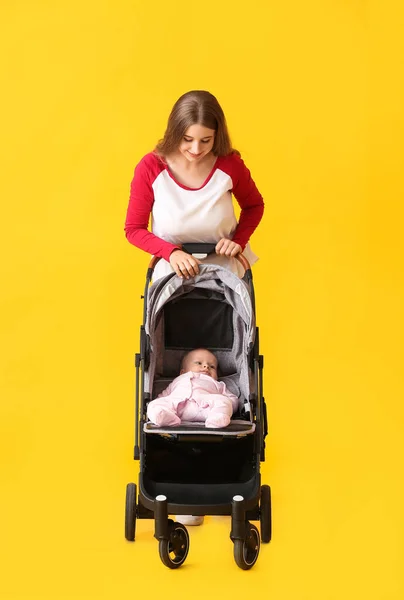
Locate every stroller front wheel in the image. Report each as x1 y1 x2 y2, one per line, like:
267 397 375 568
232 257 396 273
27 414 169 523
159 522 190 569
233 523 260 570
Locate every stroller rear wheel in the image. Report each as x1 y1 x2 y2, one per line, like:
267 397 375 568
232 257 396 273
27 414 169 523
159 522 190 569
260 485 272 543
125 483 137 541
233 523 260 570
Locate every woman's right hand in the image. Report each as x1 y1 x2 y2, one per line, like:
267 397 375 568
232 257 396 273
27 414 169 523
169 249 201 279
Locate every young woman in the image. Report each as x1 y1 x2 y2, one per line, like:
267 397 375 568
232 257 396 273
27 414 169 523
125 90 264 281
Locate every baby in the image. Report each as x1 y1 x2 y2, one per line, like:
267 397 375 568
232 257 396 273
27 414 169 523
147 348 238 428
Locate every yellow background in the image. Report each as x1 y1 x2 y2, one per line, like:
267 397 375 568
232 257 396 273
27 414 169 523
1 1 403 598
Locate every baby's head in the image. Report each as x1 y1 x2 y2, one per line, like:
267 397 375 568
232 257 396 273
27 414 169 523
180 348 218 380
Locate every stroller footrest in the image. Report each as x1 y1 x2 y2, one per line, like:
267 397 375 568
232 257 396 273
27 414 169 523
144 420 255 436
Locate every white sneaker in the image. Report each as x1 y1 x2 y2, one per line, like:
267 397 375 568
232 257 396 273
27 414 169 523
175 515 204 526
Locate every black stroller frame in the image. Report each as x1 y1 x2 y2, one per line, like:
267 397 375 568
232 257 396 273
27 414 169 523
125 244 271 569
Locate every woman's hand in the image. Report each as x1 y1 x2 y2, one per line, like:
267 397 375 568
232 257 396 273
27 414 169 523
169 249 201 279
215 238 242 257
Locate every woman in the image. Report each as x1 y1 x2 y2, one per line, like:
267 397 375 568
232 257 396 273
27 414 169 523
124 90 264 281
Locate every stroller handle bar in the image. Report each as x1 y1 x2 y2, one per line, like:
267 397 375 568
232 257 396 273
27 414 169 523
147 243 251 274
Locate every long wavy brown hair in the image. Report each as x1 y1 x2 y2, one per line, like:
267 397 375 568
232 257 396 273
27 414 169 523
155 90 239 158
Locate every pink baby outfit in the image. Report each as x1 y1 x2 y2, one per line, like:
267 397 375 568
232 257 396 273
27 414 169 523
147 372 239 429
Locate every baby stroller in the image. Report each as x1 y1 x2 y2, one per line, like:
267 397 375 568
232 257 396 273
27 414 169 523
125 244 271 570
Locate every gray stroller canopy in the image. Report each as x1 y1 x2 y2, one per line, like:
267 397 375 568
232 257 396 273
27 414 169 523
144 264 256 402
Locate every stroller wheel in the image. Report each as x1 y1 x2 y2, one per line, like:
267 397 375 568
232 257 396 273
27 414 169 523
234 523 260 570
159 522 190 569
125 483 137 541
260 485 272 543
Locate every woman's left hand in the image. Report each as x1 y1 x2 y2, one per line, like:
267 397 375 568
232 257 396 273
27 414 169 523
215 238 242 257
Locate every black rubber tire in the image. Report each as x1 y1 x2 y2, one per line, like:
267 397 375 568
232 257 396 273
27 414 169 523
234 523 260 570
125 483 137 541
260 485 272 543
159 522 190 569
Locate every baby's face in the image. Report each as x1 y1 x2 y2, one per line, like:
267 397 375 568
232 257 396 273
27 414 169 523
181 350 218 380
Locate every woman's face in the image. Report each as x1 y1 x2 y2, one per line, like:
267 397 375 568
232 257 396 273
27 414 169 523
178 124 216 162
